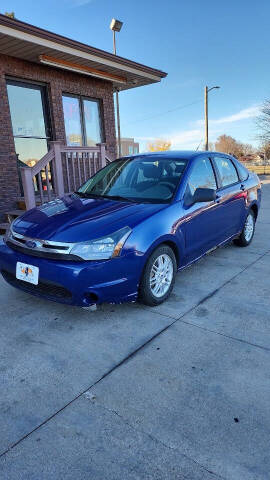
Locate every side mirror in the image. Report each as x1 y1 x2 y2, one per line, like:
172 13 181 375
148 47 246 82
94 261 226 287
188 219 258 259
193 188 216 203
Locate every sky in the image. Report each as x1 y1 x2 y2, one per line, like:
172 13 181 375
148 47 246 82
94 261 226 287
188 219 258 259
1 0 270 151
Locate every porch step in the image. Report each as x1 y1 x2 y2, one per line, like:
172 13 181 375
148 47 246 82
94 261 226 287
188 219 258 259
0 223 9 234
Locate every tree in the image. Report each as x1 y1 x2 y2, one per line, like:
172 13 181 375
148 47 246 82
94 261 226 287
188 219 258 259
215 135 241 157
240 142 255 156
257 100 270 144
147 139 171 152
5 12 15 18
259 142 270 161
215 135 254 158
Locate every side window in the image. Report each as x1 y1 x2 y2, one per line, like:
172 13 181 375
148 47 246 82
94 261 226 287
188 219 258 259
184 157 216 205
236 161 249 181
214 156 239 187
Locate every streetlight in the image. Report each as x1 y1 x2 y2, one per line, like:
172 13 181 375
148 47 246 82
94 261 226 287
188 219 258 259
110 18 123 157
204 85 220 150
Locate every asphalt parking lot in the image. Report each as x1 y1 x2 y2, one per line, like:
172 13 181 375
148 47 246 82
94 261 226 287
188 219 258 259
0 178 270 480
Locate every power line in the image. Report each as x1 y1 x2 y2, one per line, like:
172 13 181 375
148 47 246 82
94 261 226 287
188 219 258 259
123 99 202 127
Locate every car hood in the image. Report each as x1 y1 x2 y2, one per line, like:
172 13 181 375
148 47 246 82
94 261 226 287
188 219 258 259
12 194 166 242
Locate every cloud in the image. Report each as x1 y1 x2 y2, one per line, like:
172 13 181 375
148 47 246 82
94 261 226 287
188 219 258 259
170 129 204 149
197 105 260 127
136 104 260 151
211 105 260 124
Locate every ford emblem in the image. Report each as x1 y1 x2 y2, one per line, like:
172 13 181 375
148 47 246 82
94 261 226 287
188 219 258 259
25 240 37 249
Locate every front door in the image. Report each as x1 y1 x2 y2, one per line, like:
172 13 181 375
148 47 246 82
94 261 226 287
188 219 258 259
181 156 224 263
6 79 52 193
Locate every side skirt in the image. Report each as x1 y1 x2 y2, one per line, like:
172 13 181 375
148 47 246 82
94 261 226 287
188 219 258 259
177 231 241 273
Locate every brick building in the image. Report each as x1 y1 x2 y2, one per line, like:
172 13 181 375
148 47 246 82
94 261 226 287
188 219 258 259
120 138 140 156
0 14 166 223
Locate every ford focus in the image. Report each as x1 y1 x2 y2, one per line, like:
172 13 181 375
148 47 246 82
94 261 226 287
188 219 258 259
0 151 261 307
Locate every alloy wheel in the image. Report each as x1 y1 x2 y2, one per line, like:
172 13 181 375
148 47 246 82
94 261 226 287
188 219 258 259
244 213 254 242
149 254 174 298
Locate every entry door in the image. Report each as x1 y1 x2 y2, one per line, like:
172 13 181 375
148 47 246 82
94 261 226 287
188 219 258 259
6 80 51 192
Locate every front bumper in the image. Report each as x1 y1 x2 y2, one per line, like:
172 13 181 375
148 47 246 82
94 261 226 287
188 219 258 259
0 242 144 307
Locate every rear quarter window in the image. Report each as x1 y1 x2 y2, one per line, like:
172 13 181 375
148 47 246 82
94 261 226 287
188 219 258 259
235 161 249 181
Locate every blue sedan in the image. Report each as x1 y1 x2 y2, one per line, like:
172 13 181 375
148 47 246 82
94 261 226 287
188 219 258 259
0 151 261 307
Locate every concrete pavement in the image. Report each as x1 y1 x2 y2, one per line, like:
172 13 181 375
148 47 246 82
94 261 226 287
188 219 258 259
0 180 269 479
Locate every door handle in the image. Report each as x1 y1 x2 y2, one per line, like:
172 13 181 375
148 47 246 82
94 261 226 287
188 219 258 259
240 184 245 191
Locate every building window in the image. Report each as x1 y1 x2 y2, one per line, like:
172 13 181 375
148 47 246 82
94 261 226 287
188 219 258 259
7 79 51 167
134 146 138 154
128 145 133 155
62 94 104 147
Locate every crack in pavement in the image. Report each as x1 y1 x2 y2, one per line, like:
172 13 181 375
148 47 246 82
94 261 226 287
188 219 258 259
84 398 227 480
141 246 270 353
1 246 269 475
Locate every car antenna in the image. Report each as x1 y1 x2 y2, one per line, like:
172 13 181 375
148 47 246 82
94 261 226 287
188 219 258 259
196 138 203 151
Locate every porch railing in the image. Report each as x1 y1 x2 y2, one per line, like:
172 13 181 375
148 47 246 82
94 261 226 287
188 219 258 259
20 141 112 210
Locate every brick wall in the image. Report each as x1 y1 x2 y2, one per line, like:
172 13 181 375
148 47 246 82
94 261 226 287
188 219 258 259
0 53 116 217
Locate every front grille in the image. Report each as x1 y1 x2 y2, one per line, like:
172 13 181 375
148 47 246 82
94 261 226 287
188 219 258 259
1 269 72 302
6 240 81 261
6 228 80 261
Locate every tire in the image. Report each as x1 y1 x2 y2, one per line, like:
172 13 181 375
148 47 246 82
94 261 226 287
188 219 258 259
234 210 255 247
139 245 177 306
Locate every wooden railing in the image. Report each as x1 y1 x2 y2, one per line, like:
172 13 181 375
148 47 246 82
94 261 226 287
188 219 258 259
20 141 111 210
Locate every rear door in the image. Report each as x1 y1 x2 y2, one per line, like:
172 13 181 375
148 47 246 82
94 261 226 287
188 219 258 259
182 156 224 262
212 155 246 237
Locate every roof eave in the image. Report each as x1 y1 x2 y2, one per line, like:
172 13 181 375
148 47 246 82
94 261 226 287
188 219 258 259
0 13 167 88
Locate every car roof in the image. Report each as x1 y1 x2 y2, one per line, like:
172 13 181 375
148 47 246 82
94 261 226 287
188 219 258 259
123 150 228 160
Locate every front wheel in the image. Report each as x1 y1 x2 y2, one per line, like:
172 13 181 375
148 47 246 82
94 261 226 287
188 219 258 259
234 210 255 247
139 245 177 306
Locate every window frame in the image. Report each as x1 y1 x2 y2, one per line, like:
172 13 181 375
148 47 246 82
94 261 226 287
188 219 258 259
212 155 240 190
183 156 218 207
62 92 105 147
6 77 52 141
232 158 249 181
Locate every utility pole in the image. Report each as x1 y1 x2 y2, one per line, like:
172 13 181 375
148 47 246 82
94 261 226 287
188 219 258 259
113 31 121 158
204 86 208 151
110 19 123 157
204 85 220 151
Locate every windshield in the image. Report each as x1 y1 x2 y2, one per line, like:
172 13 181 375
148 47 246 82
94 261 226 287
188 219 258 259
77 156 188 203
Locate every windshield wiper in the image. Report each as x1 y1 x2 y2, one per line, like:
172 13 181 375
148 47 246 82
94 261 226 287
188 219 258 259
75 191 137 203
102 195 138 203
75 191 104 199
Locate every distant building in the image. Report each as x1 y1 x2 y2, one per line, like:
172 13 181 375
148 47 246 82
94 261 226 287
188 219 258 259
239 153 264 165
120 138 140 156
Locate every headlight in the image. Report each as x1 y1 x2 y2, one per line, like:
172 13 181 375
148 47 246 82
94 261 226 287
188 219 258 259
70 226 132 260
